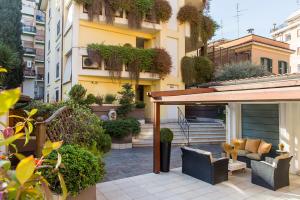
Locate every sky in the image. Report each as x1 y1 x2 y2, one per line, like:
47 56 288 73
209 0 300 41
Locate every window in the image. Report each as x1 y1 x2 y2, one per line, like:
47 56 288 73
298 30 300 37
278 61 288 74
48 40 50 51
49 8 51 19
297 47 300 56
285 33 291 42
55 89 59 102
65 4 74 30
57 20 61 36
298 64 300 72
261 57 273 72
63 54 72 83
56 48 60 78
47 92 49 103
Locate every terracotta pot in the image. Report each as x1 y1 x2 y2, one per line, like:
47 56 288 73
53 185 96 200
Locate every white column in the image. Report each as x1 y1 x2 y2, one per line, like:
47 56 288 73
226 103 241 143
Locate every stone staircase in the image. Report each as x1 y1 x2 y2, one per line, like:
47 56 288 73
133 122 226 147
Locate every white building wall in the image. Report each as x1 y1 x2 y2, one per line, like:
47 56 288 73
22 79 35 98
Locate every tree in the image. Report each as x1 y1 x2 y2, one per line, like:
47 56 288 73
214 61 271 81
0 0 23 88
117 83 135 117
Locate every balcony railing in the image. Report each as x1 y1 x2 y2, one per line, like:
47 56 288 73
22 25 37 34
35 30 45 42
23 47 36 55
36 15 45 24
36 74 44 80
24 68 36 77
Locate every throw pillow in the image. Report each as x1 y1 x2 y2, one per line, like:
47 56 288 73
258 140 272 154
232 139 246 150
245 138 261 153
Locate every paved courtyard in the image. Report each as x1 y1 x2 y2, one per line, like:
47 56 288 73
103 144 222 182
97 168 300 200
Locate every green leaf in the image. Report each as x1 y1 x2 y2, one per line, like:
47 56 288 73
0 160 11 171
29 109 38 117
0 133 23 146
27 121 33 134
14 153 25 160
16 155 36 185
0 88 21 116
24 127 30 146
15 122 24 134
58 172 68 200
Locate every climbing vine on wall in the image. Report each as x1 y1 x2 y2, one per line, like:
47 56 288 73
87 44 172 83
74 0 172 28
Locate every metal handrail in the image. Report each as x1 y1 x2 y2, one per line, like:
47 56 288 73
177 107 190 146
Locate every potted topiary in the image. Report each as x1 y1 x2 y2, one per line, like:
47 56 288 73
160 128 174 172
42 145 103 200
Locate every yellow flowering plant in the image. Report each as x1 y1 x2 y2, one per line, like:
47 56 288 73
0 67 67 200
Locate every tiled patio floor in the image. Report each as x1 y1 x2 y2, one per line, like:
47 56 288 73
97 168 300 200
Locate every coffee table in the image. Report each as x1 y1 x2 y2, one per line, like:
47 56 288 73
228 159 246 175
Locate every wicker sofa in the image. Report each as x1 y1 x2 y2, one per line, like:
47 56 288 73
181 147 229 185
235 138 276 168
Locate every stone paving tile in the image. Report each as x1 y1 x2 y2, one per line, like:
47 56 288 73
103 144 222 182
97 168 300 200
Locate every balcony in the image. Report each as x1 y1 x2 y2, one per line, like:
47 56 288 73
22 25 37 35
23 47 36 57
21 5 35 16
80 56 160 80
80 7 161 33
36 11 45 25
35 48 45 62
24 68 36 78
36 73 44 81
35 30 45 43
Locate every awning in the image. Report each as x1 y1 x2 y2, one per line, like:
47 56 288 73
148 86 300 105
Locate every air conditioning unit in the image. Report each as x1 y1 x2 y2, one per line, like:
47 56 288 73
82 56 99 69
26 60 33 68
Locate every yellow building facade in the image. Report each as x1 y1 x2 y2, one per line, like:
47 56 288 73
40 0 195 122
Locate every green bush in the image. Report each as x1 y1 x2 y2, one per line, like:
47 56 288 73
117 83 135 117
85 93 97 105
23 100 62 119
160 128 173 143
103 118 141 138
104 94 116 104
68 84 87 102
42 145 102 196
95 95 103 105
135 101 146 109
214 61 271 81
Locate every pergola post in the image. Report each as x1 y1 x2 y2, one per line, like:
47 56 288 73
153 102 160 174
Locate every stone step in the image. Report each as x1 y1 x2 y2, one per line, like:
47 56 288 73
141 124 224 129
139 129 226 135
136 133 225 139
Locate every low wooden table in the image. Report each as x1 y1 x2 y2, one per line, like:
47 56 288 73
228 159 246 175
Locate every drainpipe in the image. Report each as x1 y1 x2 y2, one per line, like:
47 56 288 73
60 0 65 101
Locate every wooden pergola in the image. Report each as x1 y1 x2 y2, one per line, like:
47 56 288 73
148 85 300 173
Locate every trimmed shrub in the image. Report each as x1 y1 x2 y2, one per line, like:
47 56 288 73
42 145 102 196
104 94 116 104
160 128 174 143
117 84 135 117
154 0 172 22
85 93 97 105
95 95 103 105
214 61 271 81
68 84 87 102
103 118 141 138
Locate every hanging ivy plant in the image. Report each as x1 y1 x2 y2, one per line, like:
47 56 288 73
154 0 172 22
77 0 172 29
177 5 201 48
181 56 213 86
87 44 171 83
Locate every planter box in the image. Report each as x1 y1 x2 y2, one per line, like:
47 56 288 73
53 185 96 200
111 134 132 149
90 105 145 121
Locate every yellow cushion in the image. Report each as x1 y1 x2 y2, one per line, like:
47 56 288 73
245 139 261 153
258 140 272 154
238 139 247 150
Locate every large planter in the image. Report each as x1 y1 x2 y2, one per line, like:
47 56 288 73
53 185 96 200
111 133 132 149
160 142 172 172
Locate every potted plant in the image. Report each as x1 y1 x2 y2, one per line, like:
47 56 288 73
42 145 103 200
160 128 174 172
